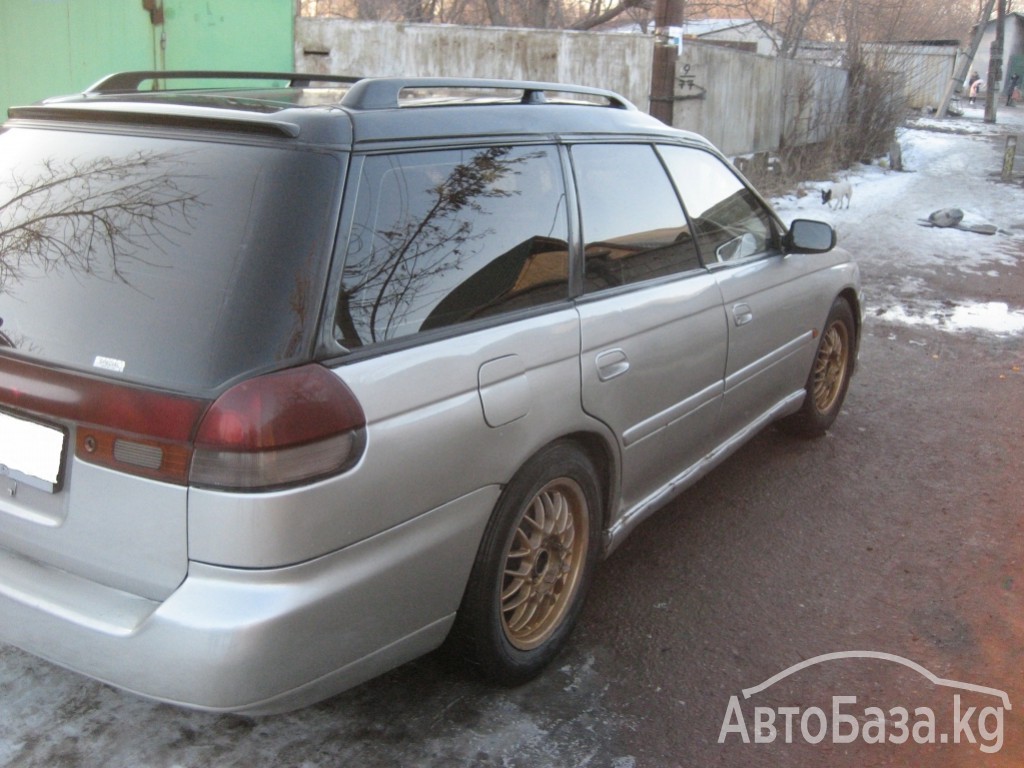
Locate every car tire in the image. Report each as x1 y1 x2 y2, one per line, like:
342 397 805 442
782 297 856 437
449 441 601 685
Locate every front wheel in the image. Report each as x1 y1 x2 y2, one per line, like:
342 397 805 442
782 298 856 437
449 442 601 685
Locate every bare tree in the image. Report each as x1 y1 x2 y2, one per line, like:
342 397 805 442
570 0 649 30
481 0 507 25
336 146 538 345
302 0 981 38
300 0 656 28
0 151 200 293
724 0 979 57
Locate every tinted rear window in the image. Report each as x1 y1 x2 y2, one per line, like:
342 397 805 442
571 143 700 289
334 145 570 348
0 127 341 393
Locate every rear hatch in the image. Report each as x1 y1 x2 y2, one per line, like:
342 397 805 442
0 118 343 599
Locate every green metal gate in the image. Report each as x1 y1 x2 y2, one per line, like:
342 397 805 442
1 0 294 118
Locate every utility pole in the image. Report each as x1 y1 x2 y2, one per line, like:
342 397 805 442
985 0 1006 123
650 0 684 125
937 0 996 117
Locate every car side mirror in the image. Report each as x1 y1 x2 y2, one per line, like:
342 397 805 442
786 219 836 253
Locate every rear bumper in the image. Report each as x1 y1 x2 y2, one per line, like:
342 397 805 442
0 487 496 714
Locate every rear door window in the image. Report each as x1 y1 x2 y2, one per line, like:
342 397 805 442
570 143 701 291
334 145 570 349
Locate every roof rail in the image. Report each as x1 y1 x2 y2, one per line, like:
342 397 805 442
85 71 360 95
340 77 637 111
80 71 637 112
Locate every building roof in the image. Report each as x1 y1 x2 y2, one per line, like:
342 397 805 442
680 18 767 36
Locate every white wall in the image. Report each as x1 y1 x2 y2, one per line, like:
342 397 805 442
295 18 654 112
674 42 847 156
299 19 934 158
970 15 1024 95
864 43 959 110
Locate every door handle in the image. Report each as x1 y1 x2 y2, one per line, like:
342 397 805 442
595 348 630 382
732 303 753 326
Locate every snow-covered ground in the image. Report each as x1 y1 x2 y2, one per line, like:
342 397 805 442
772 104 1024 337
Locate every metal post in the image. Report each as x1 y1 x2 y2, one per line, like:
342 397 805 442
1003 135 1017 181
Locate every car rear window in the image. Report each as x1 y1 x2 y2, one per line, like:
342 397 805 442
0 127 342 394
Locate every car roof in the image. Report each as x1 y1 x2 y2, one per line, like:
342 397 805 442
7 71 709 149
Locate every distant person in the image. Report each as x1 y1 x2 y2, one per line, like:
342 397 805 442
970 78 983 105
1008 73 1021 106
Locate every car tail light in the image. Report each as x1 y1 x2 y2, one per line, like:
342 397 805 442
0 358 365 490
0 357 207 485
190 364 366 490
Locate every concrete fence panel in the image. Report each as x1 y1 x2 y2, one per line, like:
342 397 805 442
295 19 883 160
296 18 654 112
673 42 848 157
863 43 958 110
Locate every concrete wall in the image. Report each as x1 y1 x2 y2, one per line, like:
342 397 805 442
685 39 953 153
672 42 846 156
973 15 1024 95
687 24 780 57
3 10 956 158
295 18 654 112
863 43 958 110
295 19 851 158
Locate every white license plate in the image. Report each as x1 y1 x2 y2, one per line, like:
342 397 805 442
0 411 66 493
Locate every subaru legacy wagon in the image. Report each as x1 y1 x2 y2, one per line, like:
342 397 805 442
0 72 860 713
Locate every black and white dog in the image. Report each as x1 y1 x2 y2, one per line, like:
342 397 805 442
821 180 852 210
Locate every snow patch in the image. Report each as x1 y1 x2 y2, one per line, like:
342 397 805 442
874 301 1024 336
774 104 1024 342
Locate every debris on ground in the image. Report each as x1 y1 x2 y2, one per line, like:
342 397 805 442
917 207 998 235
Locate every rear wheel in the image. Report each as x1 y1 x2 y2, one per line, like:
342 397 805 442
782 298 856 437
450 442 601 684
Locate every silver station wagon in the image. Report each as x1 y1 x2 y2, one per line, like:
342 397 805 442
0 72 861 713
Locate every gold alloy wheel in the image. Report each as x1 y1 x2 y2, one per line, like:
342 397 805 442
811 318 850 413
500 477 589 651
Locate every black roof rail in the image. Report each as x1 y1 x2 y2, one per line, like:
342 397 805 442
339 77 636 111
85 71 360 95
80 71 637 112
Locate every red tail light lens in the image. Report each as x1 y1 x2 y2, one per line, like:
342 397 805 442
190 364 366 490
0 356 207 485
1 357 365 490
